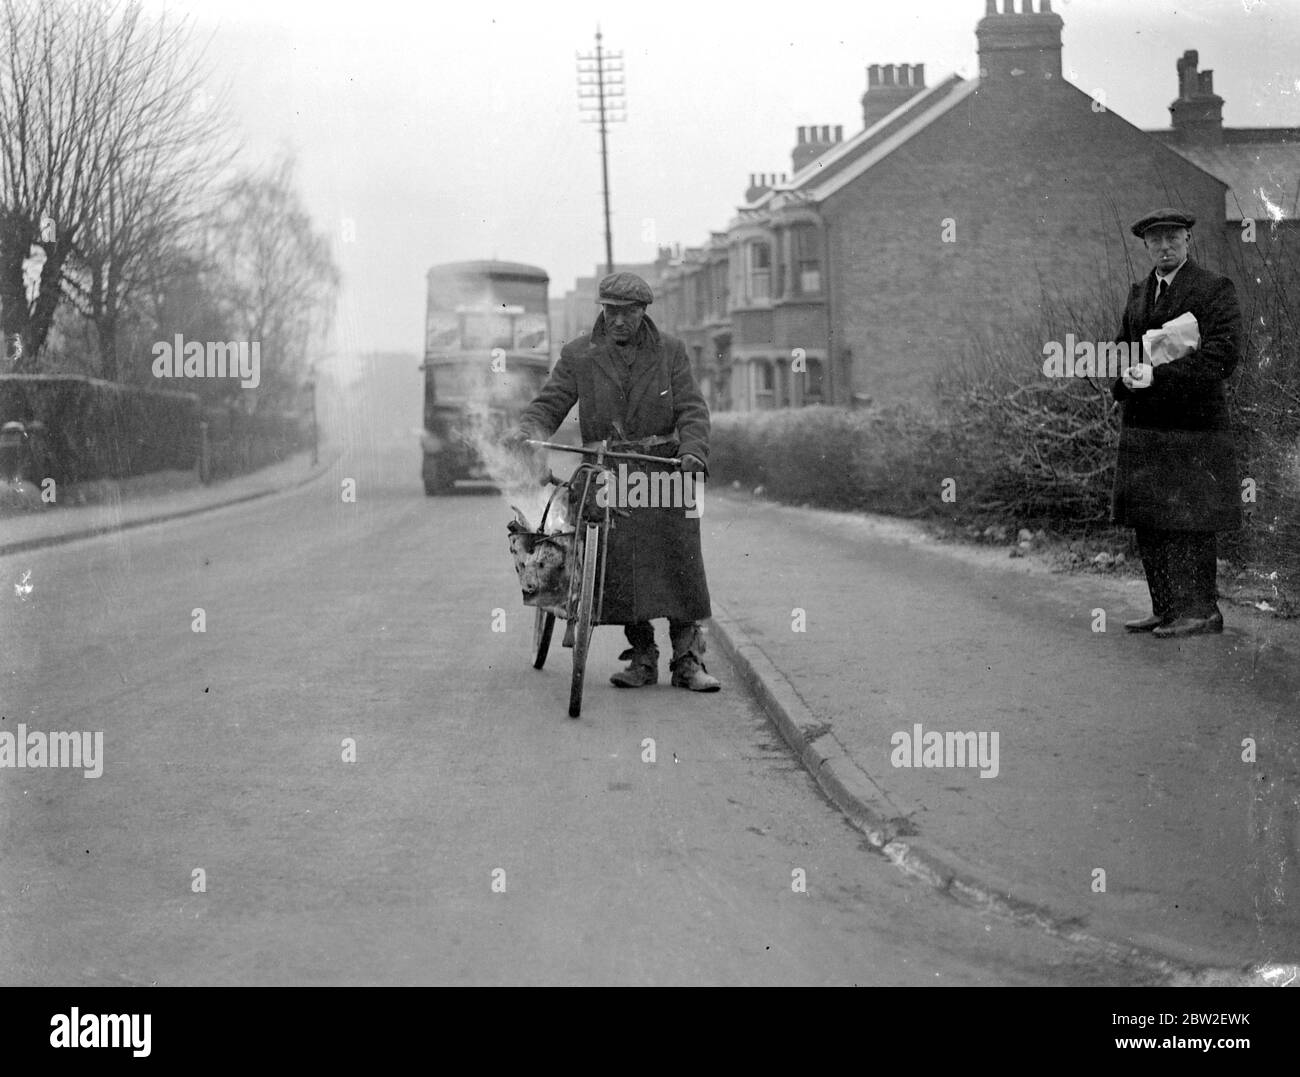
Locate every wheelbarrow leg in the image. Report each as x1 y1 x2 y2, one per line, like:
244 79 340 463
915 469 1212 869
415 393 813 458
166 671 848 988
532 609 555 669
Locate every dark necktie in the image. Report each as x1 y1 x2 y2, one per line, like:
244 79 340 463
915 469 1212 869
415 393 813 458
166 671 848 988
1155 278 1168 306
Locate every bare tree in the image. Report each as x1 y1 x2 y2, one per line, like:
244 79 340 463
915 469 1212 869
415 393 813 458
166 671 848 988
66 10 232 380
207 156 340 411
0 0 225 374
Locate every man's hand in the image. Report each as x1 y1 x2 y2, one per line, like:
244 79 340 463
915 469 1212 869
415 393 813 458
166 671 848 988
679 452 706 473
1121 363 1153 390
502 429 533 453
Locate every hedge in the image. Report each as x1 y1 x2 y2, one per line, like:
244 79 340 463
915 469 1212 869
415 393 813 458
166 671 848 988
0 374 199 484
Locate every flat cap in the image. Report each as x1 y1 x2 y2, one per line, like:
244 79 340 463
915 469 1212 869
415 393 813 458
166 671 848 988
1131 208 1195 238
597 271 654 306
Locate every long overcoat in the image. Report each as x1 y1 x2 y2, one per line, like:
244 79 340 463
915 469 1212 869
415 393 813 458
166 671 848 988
518 312 711 624
1110 259 1242 531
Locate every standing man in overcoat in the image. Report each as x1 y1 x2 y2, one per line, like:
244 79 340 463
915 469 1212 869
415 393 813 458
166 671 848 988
1111 208 1243 638
509 271 721 691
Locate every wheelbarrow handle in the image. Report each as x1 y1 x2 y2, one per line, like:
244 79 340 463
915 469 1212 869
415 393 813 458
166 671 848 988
523 439 683 467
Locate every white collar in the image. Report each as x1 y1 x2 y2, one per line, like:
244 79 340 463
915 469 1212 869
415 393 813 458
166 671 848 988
1155 258 1188 286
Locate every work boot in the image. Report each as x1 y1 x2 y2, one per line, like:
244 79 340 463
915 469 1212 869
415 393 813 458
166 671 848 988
670 652 720 692
610 646 658 688
668 621 721 692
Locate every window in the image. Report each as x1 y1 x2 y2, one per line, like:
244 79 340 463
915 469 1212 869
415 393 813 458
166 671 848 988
459 311 514 351
773 232 787 300
754 359 775 409
711 262 729 318
803 357 826 405
748 242 771 301
792 225 821 296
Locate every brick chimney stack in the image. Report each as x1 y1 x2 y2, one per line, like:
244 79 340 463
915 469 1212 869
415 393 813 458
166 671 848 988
861 63 926 128
790 124 845 174
1169 50 1224 144
975 0 1064 84
744 171 789 203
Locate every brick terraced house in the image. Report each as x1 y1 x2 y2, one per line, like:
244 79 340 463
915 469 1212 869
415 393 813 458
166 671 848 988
653 0 1296 410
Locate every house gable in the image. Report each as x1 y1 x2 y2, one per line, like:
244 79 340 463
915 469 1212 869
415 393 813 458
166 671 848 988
819 78 1229 403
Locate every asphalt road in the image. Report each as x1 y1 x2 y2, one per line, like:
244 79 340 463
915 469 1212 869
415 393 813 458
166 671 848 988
0 440 1161 985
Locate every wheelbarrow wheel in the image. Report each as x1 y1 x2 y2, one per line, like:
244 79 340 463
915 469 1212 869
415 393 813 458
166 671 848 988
568 522 600 718
532 608 555 670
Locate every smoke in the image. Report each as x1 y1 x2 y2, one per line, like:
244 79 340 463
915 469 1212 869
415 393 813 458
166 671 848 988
458 397 569 534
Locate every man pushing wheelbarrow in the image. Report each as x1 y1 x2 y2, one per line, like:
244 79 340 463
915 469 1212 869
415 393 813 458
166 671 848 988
504 271 720 692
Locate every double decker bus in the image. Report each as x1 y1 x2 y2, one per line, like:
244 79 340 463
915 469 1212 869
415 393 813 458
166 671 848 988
420 260 552 495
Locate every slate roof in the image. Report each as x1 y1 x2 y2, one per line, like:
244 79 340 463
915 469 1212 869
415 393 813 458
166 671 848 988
1150 129 1300 221
741 74 976 210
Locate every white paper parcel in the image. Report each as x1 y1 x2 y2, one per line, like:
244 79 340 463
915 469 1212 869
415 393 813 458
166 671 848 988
1142 312 1200 367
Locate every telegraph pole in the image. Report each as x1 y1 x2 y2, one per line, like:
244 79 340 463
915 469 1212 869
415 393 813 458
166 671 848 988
577 26 625 276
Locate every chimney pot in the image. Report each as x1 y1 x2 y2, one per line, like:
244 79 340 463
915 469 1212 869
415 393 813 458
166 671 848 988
861 61 928 126
1169 48 1223 142
985 0 997 12
867 63 880 87
821 124 830 141
797 126 805 143
834 124 843 141
978 0 1064 83
1177 50 1200 99
1041 0 1053 10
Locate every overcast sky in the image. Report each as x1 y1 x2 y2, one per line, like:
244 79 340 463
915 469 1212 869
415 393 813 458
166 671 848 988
159 0 1300 361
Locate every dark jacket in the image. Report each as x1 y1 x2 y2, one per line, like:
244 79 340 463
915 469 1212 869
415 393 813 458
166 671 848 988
1110 259 1242 531
517 312 711 624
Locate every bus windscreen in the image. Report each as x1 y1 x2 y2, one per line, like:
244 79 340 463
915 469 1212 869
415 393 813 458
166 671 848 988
431 362 548 405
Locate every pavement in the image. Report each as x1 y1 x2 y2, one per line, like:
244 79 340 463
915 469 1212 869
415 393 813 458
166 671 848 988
0 449 338 557
701 493 1300 978
6 452 1298 979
